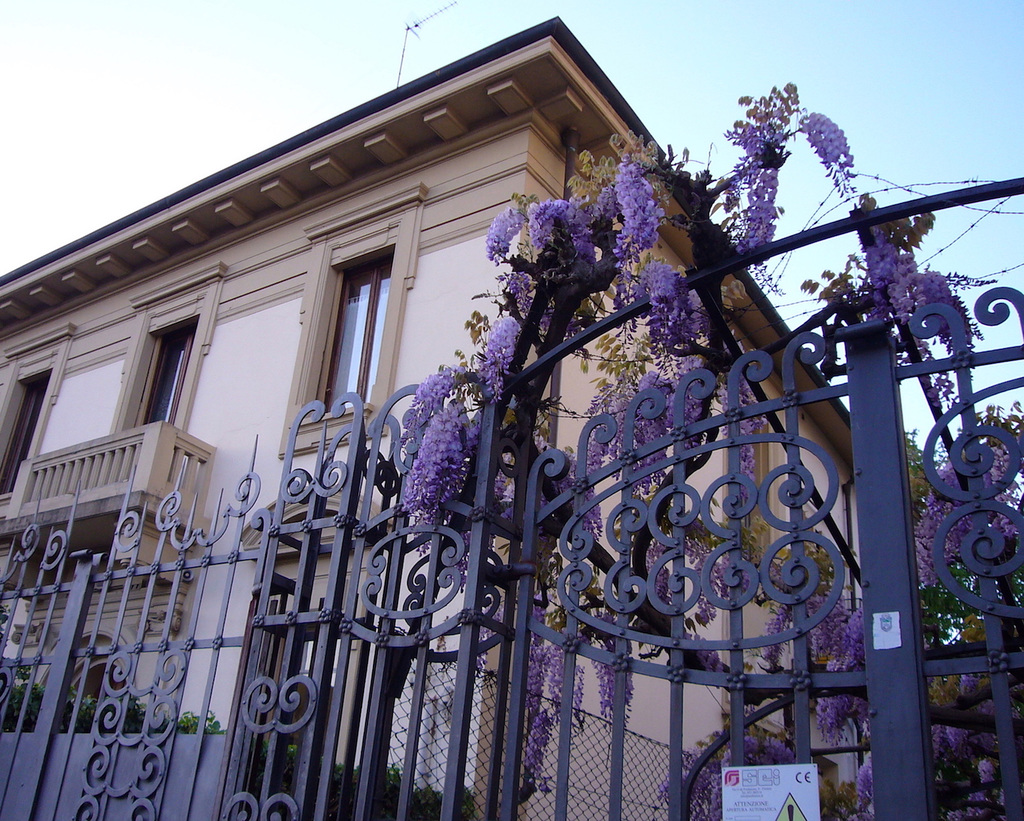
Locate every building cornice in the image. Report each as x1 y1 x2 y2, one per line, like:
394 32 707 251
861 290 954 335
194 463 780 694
0 19 652 335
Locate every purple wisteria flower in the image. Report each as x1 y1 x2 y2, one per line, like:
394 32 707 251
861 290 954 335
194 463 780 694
640 261 709 352
498 266 533 317
735 167 779 253
477 315 520 396
526 198 596 263
863 226 972 351
595 184 620 223
486 207 526 263
914 452 1019 589
523 613 567 787
527 199 569 249
800 112 854 193
614 159 664 265
403 403 477 521
403 367 460 449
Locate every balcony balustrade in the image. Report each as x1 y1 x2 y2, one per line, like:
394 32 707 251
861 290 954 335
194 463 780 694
1 422 215 525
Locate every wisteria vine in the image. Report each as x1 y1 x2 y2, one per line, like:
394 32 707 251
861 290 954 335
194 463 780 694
393 83 1019 819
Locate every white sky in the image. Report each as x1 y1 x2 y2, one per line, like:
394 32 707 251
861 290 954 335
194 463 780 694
2 0 1022 330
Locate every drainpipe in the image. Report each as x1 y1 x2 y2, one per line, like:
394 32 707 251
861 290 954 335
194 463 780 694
561 128 579 198
548 128 580 444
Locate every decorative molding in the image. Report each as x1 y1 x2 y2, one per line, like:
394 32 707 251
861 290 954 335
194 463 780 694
29 285 61 307
423 106 467 141
310 156 350 187
363 132 407 165
130 262 227 310
133 236 169 261
304 182 429 242
172 219 210 246
5 323 77 359
214 281 304 325
61 270 96 294
539 86 584 121
215 199 254 227
260 178 300 209
0 299 31 322
487 78 531 114
96 253 131 278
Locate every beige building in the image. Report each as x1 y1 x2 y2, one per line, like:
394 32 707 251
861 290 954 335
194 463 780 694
0 19 858 821
0 21 665 539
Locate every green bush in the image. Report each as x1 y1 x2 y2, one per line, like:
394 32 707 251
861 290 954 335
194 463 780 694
1 679 219 735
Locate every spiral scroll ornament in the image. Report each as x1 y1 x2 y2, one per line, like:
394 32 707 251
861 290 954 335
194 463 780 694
360 524 467 627
240 675 317 735
554 429 845 651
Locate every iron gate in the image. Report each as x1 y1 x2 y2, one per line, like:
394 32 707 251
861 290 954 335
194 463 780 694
0 242 1023 819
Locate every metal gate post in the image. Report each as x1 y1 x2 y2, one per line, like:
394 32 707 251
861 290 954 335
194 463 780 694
9 549 96 818
839 320 936 820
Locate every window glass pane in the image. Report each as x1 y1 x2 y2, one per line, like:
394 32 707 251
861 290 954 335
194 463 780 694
366 275 391 392
332 280 371 397
145 325 195 424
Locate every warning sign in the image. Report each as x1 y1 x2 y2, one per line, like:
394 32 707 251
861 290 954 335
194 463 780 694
721 763 820 821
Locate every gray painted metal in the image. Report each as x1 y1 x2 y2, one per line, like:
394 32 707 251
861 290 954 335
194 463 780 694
2 241 1024 819
841 320 936 820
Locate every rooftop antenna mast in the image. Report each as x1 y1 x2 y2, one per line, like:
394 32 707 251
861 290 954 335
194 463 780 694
397 1 458 87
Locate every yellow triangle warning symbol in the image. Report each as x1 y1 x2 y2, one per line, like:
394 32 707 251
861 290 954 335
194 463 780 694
774 793 809 821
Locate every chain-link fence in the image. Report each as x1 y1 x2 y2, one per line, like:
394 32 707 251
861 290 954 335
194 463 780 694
388 662 670 820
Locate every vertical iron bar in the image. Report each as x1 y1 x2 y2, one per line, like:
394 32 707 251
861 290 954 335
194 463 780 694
353 644 393 821
22 550 96 816
497 454 545 821
839 319 936 820
441 400 498 821
396 649 430 821
482 616 514 818
608 635 628 821
553 643 578 820
783 387 813 765
983 611 1023 819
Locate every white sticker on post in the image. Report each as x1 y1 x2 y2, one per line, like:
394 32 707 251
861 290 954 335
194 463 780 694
721 763 820 821
872 610 902 650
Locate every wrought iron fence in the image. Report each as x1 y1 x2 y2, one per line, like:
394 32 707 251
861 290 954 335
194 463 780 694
0 184 1022 821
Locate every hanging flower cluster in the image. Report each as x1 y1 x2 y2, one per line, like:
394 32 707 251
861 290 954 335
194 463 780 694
862 225 970 338
800 111 855 193
725 85 857 259
402 401 479 521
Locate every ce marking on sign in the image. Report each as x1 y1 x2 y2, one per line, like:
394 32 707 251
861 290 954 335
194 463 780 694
794 770 814 784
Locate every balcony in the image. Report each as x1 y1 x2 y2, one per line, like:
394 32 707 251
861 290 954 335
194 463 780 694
0 422 215 531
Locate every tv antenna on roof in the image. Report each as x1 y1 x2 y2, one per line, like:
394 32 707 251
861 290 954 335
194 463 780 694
397 1 458 87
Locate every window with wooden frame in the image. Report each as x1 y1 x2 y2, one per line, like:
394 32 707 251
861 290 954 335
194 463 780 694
0 373 50 494
326 258 392 404
143 322 197 425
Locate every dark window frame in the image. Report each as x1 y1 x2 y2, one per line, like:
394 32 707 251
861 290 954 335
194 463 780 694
326 258 392 404
0 373 50 494
143 322 197 425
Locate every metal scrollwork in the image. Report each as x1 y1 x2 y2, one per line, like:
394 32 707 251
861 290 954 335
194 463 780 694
151 650 188 696
931 500 1024 618
13 522 41 565
553 418 845 650
974 286 1024 341
261 793 300 821
72 794 100 821
222 792 260 821
921 389 1024 617
0 667 12 708
40 518 71 571
360 524 467 623
113 504 144 554
240 674 317 734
